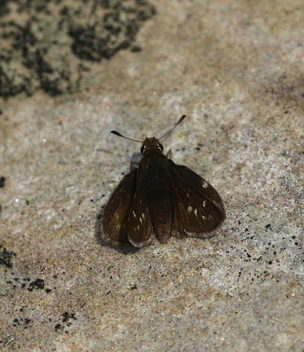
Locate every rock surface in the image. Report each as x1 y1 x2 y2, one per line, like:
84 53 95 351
0 0 303 350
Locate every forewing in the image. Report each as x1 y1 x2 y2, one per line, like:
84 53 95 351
102 170 137 247
127 159 154 248
178 165 226 215
168 160 226 237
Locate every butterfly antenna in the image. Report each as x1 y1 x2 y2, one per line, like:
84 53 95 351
111 130 142 143
158 115 187 140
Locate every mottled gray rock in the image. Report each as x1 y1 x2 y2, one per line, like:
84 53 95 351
0 0 303 351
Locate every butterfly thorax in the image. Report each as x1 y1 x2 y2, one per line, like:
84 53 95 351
141 137 164 155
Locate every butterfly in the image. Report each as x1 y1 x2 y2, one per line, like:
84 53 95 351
102 115 226 247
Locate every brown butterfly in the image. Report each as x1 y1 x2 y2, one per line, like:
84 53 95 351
102 115 226 247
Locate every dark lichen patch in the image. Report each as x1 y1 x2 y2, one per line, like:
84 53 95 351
55 323 63 332
0 176 6 188
27 279 45 291
12 317 31 329
0 245 16 268
4 275 52 292
62 312 77 325
0 0 156 98
54 312 77 332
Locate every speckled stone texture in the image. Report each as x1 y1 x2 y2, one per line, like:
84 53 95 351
0 0 303 351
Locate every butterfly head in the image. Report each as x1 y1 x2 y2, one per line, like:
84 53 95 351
111 115 186 156
141 137 164 155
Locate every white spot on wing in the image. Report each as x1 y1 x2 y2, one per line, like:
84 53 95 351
142 213 145 220
202 200 206 207
187 206 192 212
132 211 136 218
202 181 209 188
201 215 207 220
194 209 198 217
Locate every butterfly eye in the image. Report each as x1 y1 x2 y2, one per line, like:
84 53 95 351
141 145 146 154
158 143 163 151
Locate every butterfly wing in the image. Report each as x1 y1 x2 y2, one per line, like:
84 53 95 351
144 153 173 243
178 165 226 215
126 189 154 247
126 156 155 247
168 160 226 237
102 170 137 247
